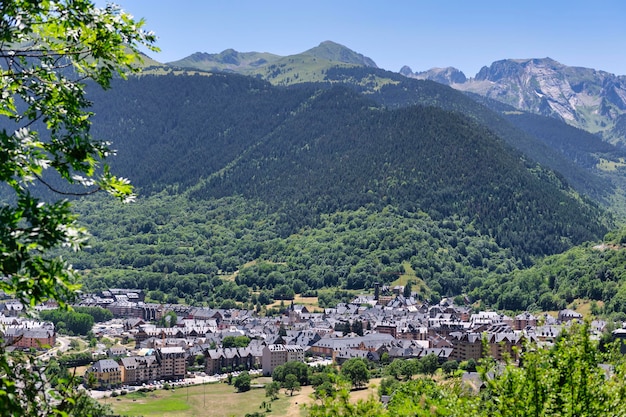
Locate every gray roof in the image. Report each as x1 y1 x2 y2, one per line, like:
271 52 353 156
91 359 120 373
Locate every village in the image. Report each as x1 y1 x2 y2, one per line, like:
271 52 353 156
0 285 616 393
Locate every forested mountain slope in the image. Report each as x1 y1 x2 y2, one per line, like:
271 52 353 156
78 72 610 260
87 73 317 193
52 69 620 313
323 66 621 206
166 43 626 207
189 85 606 259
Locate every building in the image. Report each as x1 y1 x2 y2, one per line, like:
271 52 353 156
514 312 537 330
86 359 121 389
449 332 483 362
7 328 56 350
261 344 304 376
119 355 160 385
155 346 186 380
558 309 583 323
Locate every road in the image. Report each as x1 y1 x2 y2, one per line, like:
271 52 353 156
39 335 72 360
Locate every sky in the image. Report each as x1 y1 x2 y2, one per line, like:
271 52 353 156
104 0 626 77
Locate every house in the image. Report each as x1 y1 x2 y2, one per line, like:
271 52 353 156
486 332 526 362
558 309 583 323
203 346 262 375
0 301 24 317
449 332 483 362
6 328 56 350
374 321 398 338
514 312 537 330
123 317 146 331
107 345 128 358
529 325 562 342
396 323 428 341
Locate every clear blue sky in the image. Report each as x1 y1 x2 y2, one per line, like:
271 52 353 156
106 0 626 77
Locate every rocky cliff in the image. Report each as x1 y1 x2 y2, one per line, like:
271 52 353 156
405 58 626 145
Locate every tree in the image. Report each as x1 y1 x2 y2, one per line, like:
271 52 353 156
351 320 364 336
272 360 310 386
222 335 250 348
441 360 459 376
306 380 386 417
385 358 404 380
419 353 439 376
307 323 626 416
0 1 155 415
475 321 626 417
340 358 370 389
283 373 301 396
403 281 412 298
233 371 251 393
265 381 280 401
378 376 400 398
159 311 178 327
39 309 94 335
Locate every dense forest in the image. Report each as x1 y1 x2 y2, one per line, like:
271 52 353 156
72 192 519 308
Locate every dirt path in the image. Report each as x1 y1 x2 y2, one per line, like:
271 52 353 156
283 385 314 417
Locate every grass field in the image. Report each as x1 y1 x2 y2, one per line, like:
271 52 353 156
266 294 323 312
103 380 291 417
390 261 430 297
103 378 383 417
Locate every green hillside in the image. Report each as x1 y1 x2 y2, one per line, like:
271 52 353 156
168 49 281 73
476 228 626 318
157 45 626 213
191 85 607 259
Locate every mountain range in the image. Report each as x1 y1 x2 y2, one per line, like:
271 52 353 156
163 41 626 148
405 58 626 146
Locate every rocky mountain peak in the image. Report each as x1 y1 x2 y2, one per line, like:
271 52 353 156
400 66 467 85
454 58 626 142
475 58 561 82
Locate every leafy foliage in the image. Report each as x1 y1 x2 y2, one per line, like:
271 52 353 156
39 308 94 335
0 1 155 415
475 230 626 316
309 323 626 416
233 371 251 393
272 360 310 386
340 358 370 389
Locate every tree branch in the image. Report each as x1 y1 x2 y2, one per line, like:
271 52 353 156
34 172 101 196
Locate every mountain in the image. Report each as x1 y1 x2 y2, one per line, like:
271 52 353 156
57 70 619 313
319 66 622 209
168 44 626 147
410 58 626 147
400 65 467 84
167 41 378 84
168 49 281 73
302 40 378 68
80 73 610 261
163 44 626 210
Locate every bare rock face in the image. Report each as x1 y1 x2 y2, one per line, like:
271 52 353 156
455 58 626 143
400 66 467 85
